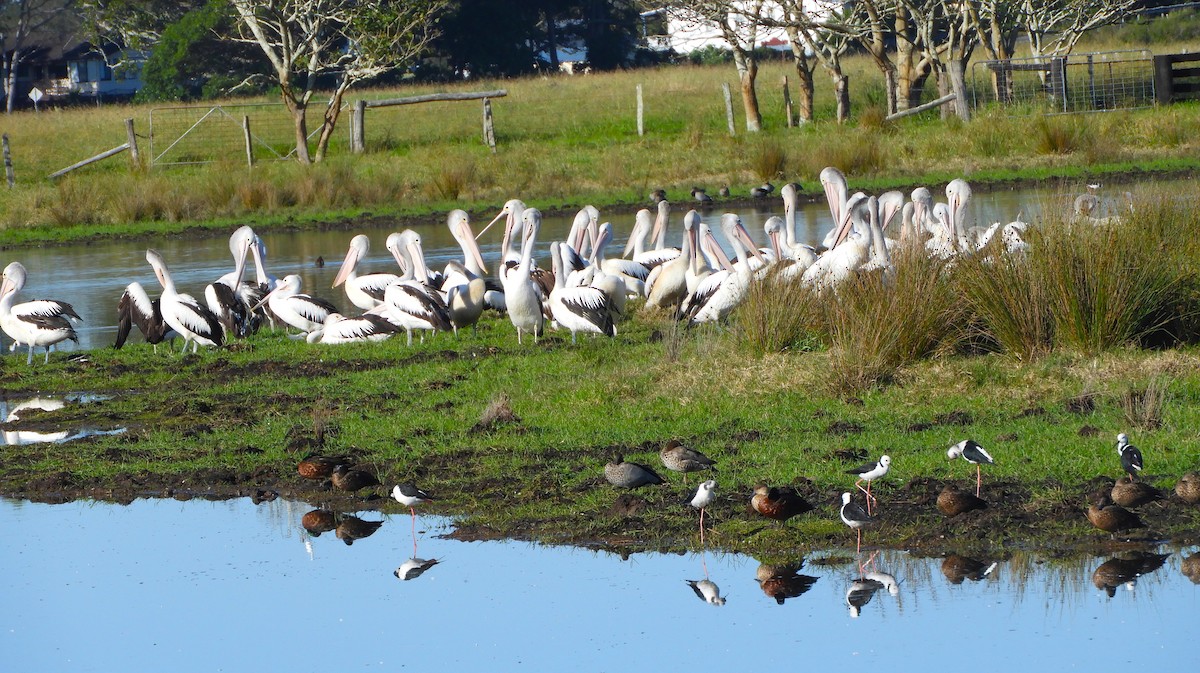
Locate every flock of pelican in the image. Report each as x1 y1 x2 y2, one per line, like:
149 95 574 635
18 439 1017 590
1 166 1062 364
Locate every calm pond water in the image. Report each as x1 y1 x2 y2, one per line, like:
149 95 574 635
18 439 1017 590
1 497 1195 672
0 182 1109 353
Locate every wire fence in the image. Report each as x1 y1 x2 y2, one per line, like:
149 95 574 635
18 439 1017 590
970 50 1156 115
148 102 325 167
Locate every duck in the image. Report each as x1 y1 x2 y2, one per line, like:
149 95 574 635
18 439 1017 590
297 454 354 480
941 555 996 584
1176 472 1200 504
604 456 664 488
1110 474 1163 508
331 464 381 493
1086 494 1145 534
1183 553 1200 583
751 485 812 523
1091 552 1169 597
659 440 716 479
936 485 987 517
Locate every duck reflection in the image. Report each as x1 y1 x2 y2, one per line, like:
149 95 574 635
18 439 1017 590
2 397 70 445
1091 551 1169 597
685 578 726 606
300 509 337 537
941 555 998 585
756 561 818 605
394 557 440 581
1182 553 1200 584
335 514 384 546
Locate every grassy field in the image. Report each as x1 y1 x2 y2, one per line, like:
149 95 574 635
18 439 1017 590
1 28 1199 241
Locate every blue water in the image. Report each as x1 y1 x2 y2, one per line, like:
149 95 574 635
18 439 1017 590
0 498 1194 672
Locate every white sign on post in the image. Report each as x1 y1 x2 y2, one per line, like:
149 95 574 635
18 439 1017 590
28 87 44 112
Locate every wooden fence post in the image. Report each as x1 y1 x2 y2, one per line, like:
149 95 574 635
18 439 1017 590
636 83 644 137
482 97 496 152
242 116 254 168
352 100 366 153
125 118 140 169
722 83 735 136
1154 55 1175 104
2 134 13 188
782 75 795 128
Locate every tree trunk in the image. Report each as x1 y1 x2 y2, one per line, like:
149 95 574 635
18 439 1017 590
314 81 351 162
786 29 815 123
834 71 850 123
894 9 925 111
733 49 762 132
285 95 311 165
2 50 16 115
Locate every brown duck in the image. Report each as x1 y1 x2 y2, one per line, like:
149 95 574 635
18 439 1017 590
331 464 381 493
1086 494 1145 534
659 440 716 478
604 456 665 488
936 485 987 517
1176 472 1200 505
756 563 818 605
751 485 813 523
1091 552 1169 597
297 454 354 480
1110 475 1163 508
1182 553 1200 584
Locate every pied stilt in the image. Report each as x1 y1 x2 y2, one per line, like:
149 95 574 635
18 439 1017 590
947 439 994 497
1116 433 1143 479
689 479 716 544
840 492 876 554
845 454 890 514
685 578 725 606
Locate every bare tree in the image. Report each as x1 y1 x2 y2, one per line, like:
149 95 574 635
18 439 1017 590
758 1 857 123
1020 0 1136 59
1 0 73 114
229 0 446 163
901 0 976 120
668 0 770 132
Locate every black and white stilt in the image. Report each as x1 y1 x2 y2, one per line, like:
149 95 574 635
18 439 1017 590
1116 433 1143 479
845 454 890 515
840 492 876 554
689 479 716 545
947 439 994 497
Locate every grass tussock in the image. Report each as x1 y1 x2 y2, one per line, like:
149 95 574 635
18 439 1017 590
1120 377 1172 430
955 247 1053 360
731 277 820 356
476 393 519 431
1033 115 1095 155
748 139 787 182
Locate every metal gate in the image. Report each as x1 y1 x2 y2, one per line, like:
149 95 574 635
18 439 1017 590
970 50 1155 115
148 103 319 167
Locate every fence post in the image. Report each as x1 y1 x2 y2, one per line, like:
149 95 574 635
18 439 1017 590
352 100 366 153
636 83 644 137
242 116 254 168
2 134 13 188
722 83 735 136
1153 55 1174 104
482 97 496 152
125 118 140 169
782 75 795 127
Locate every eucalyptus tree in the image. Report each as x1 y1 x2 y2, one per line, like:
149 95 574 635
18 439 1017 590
1 0 74 113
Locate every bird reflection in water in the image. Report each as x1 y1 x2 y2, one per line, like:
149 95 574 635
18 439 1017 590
1091 551 1169 597
1182 554 1200 584
394 557 440 581
844 552 899 618
1 397 70 445
756 561 818 605
685 578 726 606
300 509 337 537
334 514 384 546
941 554 998 585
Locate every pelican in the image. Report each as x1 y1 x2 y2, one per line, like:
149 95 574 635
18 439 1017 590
306 313 398 344
780 182 818 265
253 274 337 336
549 242 616 344
802 192 871 290
946 179 974 252
244 235 278 328
478 199 526 269
502 208 545 344
439 210 490 293
624 200 679 269
372 231 453 346
820 167 850 249
684 213 763 325
115 281 175 352
445 260 486 334
332 234 402 310
644 210 697 313
145 249 225 353
0 262 81 365
204 225 257 338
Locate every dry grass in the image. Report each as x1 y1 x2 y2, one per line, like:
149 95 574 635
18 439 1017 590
1119 377 1173 430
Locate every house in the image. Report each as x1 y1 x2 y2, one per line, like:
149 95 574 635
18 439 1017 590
6 40 145 107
